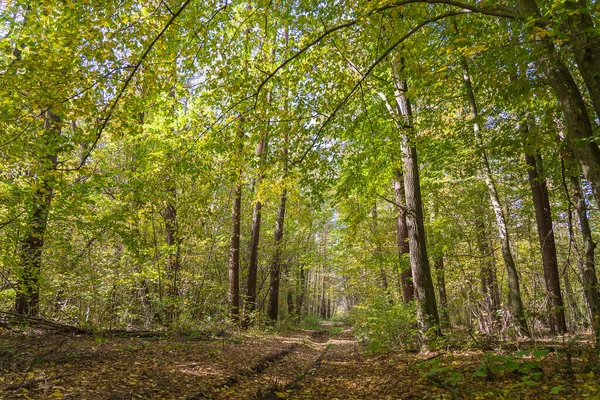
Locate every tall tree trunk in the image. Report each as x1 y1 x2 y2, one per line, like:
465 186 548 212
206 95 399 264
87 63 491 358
371 204 389 291
244 133 268 323
296 263 306 316
392 60 440 336
434 255 450 330
460 56 528 335
476 215 501 332
164 88 180 319
320 263 327 319
15 111 60 316
164 186 180 322
563 0 600 121
228 118 244 321
571 175 600 347
562 266 584 329
525 149 566 333
394 170 414 302
267 133 288 321
515 0 600 208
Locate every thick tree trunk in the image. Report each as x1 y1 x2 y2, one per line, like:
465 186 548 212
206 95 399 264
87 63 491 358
228 120 244 321
571 175 600 347
394 170 414 302
515 0 600 208
268 133 288 321
228 183 242 320
267 188 287 321
244 134 268 322
525 150 566 333
392 62 440 336
460 56 528 335
15 111 60 316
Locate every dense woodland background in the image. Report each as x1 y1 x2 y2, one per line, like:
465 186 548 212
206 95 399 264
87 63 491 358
1 0 600 354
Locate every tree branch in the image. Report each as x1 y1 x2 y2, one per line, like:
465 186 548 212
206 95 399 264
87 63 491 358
254 1 516 103
76 0 196 170
292 10 469 166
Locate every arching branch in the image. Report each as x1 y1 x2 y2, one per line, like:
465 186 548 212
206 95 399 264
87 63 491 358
76 0 196 170
292 10 469 166
254 1 516 103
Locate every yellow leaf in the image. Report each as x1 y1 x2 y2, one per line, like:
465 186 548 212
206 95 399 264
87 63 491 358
275 392 289 398
50 390 64 398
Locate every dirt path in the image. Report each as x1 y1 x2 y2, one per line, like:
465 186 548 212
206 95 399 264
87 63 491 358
3 326 599 399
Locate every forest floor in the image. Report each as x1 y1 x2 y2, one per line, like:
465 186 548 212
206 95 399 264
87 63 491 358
1 322 600 399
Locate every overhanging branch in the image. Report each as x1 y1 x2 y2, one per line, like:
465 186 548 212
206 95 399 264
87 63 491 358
76 0 196 170
292 10 469 166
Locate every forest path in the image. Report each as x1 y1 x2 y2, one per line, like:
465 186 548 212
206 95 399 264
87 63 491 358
264 328 433 400
7 324 597 399
0 324 434 399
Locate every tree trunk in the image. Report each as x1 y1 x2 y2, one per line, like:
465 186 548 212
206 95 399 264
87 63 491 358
371 204 389 291
515 0 600 208
164 186 180 322
571 175 599 347
525 150 566 333
563 0 600 121
460 56 528 335
15 111 60 316
296 263 306 316
228 119 244 321
394 170 414 302
244 133 268 322
562 265 584 329
267 133 288 321
392 61 440 336
434 255 450 330
476 215 501 332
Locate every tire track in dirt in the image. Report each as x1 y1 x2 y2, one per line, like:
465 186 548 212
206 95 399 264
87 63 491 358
186 343 298 399
255 328 342 400
188 329 332 399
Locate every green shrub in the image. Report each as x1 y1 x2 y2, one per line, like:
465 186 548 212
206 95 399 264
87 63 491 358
349 296 418 352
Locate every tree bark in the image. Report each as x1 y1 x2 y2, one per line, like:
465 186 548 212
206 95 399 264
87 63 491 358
267 132 288 321
562 265 584 329
476 215 501 332
371 204 389 291
15 111 60 316
525 149 566 333
515 0 600 208
296 263 306 316
164 193 180 323
434 254 450 330
563 0 600 121
244 133 268 322
164 186 180 301
571 175 600 347
394 170 414 302
392 61 440 336
460 56 528 335
228 118 244 321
